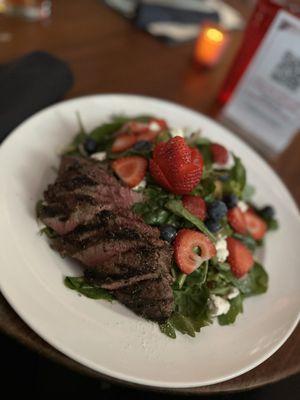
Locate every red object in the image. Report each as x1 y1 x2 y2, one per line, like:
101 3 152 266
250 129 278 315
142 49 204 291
227 207 247 234
111 133 136 153
136 131 158 142
112 156 147 188
227 237 254 278
150 137 203 195
211 143 229 165
244 210 267 240
182 195 207 221
218 0 300 104
174 229 216 275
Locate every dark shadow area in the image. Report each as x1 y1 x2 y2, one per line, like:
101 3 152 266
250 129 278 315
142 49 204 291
1 332 299 398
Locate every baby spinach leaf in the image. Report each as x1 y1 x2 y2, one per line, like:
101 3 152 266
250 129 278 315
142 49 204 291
185 261 208 287
169 312 195 337
166 199 216 242
233 233 258 252
218 294 243 325
242 184 255 202
64 276 114 301
159 321 176 339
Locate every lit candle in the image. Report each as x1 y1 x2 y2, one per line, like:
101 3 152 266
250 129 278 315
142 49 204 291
194 25 229 67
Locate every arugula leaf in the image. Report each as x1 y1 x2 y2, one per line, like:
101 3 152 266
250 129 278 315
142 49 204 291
89 121 123 145
159 321 176 339
185 261 208 287
169 312 195 337
218 262 268 297
174 285 209 319
232 233 258 252
191 178 216 202
218 294 243 325
230 156 246 192
64 276 114 301
166 199 216 242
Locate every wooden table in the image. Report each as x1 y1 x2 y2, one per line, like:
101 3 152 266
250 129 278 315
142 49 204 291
0 0 299 394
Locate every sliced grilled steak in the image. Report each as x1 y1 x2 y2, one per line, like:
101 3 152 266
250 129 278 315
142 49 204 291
114 277 174 322
40 155 174 322
40 156 142 235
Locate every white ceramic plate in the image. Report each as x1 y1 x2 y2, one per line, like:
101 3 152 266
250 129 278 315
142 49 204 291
0 95 299 388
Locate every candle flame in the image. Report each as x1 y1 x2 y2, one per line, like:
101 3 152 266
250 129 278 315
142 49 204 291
206 28 224 43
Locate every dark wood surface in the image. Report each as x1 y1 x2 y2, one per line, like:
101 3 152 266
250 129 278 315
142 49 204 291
0 0 299 394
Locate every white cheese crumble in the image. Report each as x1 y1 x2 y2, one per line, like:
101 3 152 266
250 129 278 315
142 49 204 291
238 200 248 213
226 287 240 300
215 238 229 263
208 295 230 317
91 151 107 161
132 178 147 191
149 121 161 132
170 128 185 138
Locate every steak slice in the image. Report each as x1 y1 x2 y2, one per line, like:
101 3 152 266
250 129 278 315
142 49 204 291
40 155 175 322
84 244 172 286
40 156 142 235
114 277 174 322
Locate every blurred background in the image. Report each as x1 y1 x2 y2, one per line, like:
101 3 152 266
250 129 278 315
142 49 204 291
0 0 299 397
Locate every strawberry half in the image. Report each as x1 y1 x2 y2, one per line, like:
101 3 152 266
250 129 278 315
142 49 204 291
182 195 207 221
136 130 158 142
111 134 136 153
227 207 247 234
174 229 216 275
226 237 254 278
244 210 267 240
112 156 147 188
211 143 229 165
150 137 203 195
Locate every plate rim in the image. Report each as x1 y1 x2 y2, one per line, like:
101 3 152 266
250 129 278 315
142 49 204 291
0 93 299 388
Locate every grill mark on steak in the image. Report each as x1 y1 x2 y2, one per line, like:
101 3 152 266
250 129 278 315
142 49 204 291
40 155 174 321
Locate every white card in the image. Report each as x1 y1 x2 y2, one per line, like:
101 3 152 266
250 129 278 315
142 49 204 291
222 10 300 155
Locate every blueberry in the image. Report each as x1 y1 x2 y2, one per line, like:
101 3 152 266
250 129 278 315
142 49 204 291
207 200 228 221
205 218 221 233
260 205 275 220
223 194 238 209
160 225 177 243
84 137 97 154
133 140 152 152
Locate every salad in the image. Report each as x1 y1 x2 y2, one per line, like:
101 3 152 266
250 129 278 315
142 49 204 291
45 113 278 339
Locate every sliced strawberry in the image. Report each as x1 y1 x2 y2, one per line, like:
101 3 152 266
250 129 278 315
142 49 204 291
227 237 254 278
149 118 168 130
149 159 173 192
182 195 207 221
244 210 267 240
136 130 158 142
211 143 229 165
111 134 136 153
227 207 247 234
174 229 216 275
112 156 147 188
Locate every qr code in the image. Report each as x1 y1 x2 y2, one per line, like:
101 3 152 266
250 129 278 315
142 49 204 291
271 51 300 91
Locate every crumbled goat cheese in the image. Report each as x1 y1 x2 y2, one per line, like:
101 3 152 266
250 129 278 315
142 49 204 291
238 200 248 213
215 238 229 263
226 287 240 300
208 295 230 317
170 128 185 138
149 121 161 132
91 151 107 161
132 178 147 191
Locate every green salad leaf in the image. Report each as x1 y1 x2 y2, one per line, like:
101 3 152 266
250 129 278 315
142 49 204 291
159 321 176 339
40 226 58 239
165 199 216 242
218 294 243 325
64 276 114 301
